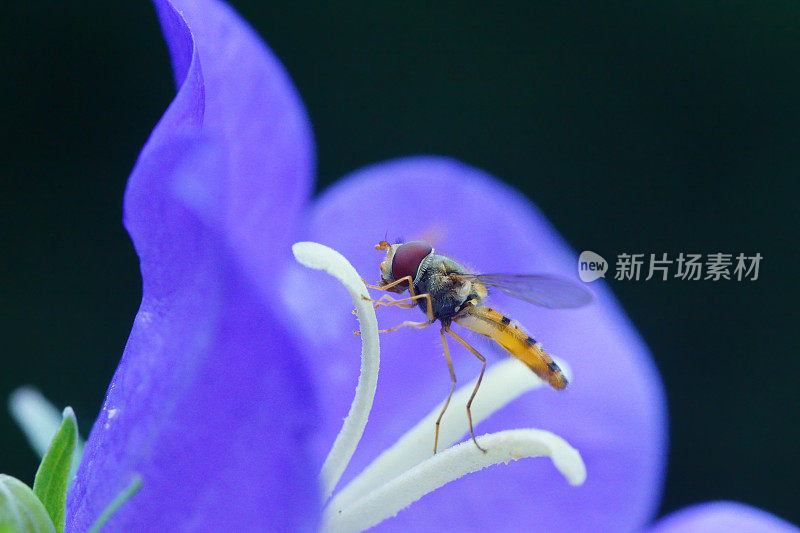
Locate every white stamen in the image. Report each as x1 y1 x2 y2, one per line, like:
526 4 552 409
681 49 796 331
328 357 571 511
292 242 380 501
8 387 85 482
322 429 586 532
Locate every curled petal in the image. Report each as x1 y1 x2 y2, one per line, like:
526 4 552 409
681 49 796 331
292 242 380 500
155 0 315 304
66 0 319 530
323 429 585 533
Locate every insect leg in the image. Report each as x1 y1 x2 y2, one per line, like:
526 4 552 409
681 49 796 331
362 275 414 293
362 277 434 321
353 319 433 336
434 326 457 455
368 294 417 309
363 293 434 321
351 294 415 317
445 327 488 453
379 319 434 333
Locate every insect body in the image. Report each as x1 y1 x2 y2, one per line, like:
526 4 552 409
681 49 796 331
364 240 591 454
455 306 567 390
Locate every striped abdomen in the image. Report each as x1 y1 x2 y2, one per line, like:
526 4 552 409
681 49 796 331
454 306 568 390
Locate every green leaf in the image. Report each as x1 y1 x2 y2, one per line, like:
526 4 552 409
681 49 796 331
8 387 86 483
32 407 77 532
0 474 57 533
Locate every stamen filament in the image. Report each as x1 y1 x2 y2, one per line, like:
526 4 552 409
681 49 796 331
330 357 570 511
322 429 586 532
292 242 381 501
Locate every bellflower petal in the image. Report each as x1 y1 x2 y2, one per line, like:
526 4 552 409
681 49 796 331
648 502 800 533
285 157 666 531
157 0 315 302
66 0 319 530
59 0 677 528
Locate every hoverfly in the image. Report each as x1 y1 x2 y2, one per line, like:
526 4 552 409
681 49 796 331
363 240 592 454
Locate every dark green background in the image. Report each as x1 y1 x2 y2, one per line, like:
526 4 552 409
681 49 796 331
1 0 798 525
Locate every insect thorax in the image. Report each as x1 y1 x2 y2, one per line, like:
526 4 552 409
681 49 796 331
414 254 483 321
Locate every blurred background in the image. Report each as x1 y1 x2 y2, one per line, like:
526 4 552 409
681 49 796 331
1 0 798 526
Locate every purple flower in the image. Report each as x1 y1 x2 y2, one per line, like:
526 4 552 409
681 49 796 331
63 0 797 531
648 502 799 533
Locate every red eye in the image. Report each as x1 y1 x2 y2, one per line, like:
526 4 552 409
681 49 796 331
392 241 433 281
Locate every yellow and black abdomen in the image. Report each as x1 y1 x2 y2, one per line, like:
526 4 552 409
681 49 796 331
455 306 568 390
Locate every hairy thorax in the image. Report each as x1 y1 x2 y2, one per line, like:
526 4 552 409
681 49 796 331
414 254 486 323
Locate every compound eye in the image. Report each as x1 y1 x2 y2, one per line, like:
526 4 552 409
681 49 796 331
392 241 433 281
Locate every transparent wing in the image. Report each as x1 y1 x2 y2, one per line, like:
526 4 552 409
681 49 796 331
460 273 593 309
